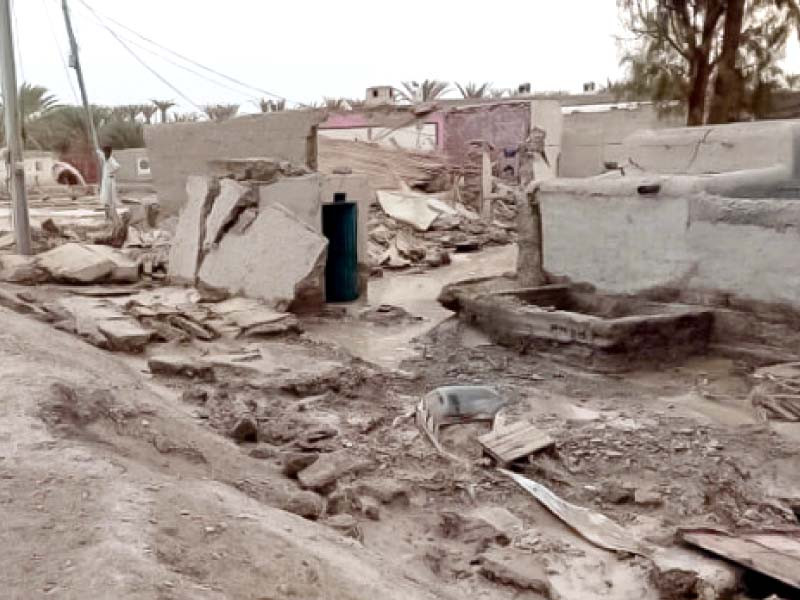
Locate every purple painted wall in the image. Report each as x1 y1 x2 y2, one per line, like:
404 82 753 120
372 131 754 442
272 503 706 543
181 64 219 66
442 103 531 163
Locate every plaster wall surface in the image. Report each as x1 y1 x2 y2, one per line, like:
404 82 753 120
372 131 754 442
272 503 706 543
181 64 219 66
560 104 683 177
539 188 800 311
623 120 800 176
531 100 563 180
145 111 322 215
113 148 152 183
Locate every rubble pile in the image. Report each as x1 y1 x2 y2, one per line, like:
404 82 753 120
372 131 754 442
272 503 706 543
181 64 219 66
48 287 302 353
369 188 516 271
169 159 336 311
318 137 454 192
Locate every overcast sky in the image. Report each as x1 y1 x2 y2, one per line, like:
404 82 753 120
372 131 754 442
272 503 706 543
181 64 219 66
9 0 800 114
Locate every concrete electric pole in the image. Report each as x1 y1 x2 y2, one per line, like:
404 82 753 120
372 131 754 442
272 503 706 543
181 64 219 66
0 0 32 255
61 0 103 180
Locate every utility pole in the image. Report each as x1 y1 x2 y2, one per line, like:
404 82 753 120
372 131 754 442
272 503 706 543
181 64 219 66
61 0 119 224
0 0 32 255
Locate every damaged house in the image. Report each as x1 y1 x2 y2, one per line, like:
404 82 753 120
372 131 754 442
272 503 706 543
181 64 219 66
145 111 370 309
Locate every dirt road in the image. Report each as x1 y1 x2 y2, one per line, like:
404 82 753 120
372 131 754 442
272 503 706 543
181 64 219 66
2 247 800 599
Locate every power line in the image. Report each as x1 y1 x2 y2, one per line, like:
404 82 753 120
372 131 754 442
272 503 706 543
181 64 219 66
42 0 80 104
74 0 299 106
71 0 203 111
98 21 260 103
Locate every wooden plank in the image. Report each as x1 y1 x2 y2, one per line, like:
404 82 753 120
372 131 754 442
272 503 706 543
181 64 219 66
681 528 800 589
478 421 554 464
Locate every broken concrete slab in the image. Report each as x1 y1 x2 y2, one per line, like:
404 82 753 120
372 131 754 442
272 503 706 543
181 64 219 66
479 548 552 596
212 297 300 336
198 203 327 310
147 355 215 381
651 546 740 600
96 319 153 353
37 243 114 283
83 245 139 283
378 190 443 232
168 176 218 284
297 450 373 491
0 254 47 284
55 296 152 352
203 179 254 247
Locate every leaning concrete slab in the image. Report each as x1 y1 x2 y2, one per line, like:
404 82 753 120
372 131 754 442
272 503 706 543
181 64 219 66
144 111 324 215
168 176 218 284
197 203 328 310
37 243 115 283
204 179 254 247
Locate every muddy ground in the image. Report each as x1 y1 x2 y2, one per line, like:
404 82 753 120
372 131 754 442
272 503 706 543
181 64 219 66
2 245 800 600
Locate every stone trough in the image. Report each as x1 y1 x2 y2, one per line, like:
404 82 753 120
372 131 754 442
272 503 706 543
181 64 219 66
439 279 713 372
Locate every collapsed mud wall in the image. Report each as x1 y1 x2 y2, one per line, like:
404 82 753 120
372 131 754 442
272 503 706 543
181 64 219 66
145 111 324 215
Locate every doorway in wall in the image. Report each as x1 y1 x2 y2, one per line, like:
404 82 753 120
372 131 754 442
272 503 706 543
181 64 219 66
322 200 359 302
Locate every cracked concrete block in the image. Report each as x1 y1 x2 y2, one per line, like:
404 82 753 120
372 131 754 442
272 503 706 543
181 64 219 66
257 174 323 231
204 179 254 247
84 245 139 283
197 203 328 310
97 319 153 353
37 243 115 283
168 176 218 284
0 254 47 284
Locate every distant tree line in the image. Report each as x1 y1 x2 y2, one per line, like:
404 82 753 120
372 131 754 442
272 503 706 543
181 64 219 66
614 0 800 125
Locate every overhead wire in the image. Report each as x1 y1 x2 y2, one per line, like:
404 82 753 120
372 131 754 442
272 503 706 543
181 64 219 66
68 0 204 111
42 0 80 104
88 18 261 105
74 0 301 106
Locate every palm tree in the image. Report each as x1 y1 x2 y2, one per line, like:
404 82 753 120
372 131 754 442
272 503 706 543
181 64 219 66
322 97 347 109
172 112 200 123
455 82 491 99
202 103 239 121
396 80 451 103
151 99 176 124
17 83 59 121
257 98 286 112
140 104 157 124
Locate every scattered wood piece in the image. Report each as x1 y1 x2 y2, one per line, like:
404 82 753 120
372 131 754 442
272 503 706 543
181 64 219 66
680 528 800 590
478 421 554 465
500 469 651 557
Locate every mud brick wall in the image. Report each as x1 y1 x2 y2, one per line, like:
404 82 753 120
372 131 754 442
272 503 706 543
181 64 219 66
145 111 323 215
539 190 800 313
442 103 531 164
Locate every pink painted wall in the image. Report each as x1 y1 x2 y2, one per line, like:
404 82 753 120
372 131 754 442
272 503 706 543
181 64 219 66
319 102 531 162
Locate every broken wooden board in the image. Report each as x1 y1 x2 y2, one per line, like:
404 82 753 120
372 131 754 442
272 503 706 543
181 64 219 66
750 363 800 422
680 528 800 590
478 421 554 465
500 469 651 557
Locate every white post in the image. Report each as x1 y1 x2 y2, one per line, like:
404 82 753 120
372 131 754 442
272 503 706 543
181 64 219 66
0 0 32 255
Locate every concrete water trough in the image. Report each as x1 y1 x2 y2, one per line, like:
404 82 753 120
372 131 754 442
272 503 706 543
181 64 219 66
439 279 714 371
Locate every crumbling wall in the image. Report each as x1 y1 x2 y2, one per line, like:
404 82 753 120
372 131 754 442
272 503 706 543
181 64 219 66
442 103 531 165
257 173 372 297
144 111 324 215
530 100 562 180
